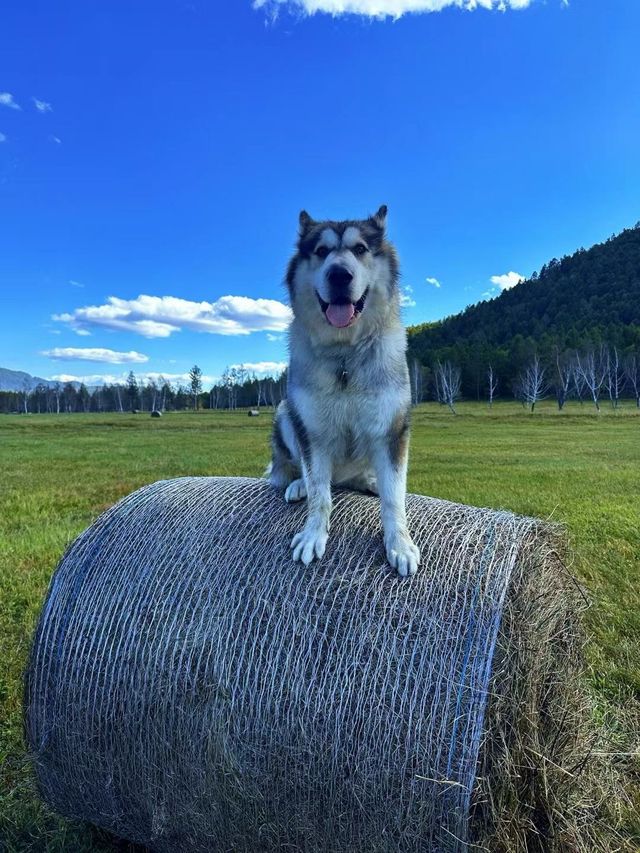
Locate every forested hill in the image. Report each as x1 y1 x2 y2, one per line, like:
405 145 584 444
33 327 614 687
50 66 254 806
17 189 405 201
407 223 640 398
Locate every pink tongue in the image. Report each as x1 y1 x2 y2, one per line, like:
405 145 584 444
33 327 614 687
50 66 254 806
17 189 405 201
326 302 355 328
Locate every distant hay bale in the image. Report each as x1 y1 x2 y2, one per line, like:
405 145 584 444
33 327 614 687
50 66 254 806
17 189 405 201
248 409 260 416
25 477 599 851
150 410 162 418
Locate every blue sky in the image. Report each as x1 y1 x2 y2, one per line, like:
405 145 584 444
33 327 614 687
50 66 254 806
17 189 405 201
1 0 639 387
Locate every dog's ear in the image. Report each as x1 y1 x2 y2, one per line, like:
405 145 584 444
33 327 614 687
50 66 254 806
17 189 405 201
298 210 315 235
370 204 388 230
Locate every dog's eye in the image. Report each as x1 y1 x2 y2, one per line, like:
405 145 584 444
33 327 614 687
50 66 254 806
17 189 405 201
314 245 330 259
353 244 368 257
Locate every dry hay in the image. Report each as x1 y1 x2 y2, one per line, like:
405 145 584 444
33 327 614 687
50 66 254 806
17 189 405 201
24 477 614 851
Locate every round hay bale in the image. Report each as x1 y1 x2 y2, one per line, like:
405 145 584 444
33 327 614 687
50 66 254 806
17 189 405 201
25 477 590 852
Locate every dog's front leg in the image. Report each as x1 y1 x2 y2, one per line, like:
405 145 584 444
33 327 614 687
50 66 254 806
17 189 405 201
290 450 332 565
372 415 420 577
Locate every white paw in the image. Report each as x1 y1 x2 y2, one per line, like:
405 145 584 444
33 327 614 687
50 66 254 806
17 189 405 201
385 529 421 577
285 479 307 503
291 526 328 565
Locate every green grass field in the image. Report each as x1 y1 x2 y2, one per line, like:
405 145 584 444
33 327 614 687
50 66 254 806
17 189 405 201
1 402 639 850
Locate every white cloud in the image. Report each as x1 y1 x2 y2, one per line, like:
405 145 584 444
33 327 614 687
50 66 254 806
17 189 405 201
230 361 287 375
490 270 524 291
69 280 84 288
49 371 220 387
399 285 416 308
42 347 149 364
53 293 293 338
0 92 21 110
33 97 52 113
254 0 539 20
425 276 441 288
50 135 62 144
267 333 285 342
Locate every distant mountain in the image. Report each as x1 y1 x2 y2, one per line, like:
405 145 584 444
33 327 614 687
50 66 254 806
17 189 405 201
408 223 640 397
0 368 55 392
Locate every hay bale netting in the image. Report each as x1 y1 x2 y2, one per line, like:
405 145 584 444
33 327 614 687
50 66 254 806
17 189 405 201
25 476 590 852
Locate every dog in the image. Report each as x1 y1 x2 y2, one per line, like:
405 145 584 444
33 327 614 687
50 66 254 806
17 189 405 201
266 206 420 577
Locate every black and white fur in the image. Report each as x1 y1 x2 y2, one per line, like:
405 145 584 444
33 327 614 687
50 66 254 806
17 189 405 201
267 206 420 577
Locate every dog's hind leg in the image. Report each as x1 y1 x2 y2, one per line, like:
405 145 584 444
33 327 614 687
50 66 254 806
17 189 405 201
336 470 378 495
266 402 301 489
284 478 307 503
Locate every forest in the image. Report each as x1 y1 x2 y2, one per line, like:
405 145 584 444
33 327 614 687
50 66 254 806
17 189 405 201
407 223 640 402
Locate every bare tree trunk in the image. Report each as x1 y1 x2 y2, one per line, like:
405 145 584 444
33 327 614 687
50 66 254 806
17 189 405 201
435 361 461 414
487 365 498 409
575 348 606 412
554 349 572 410
410 360 423 406
517 356 547 413
605 346 624 410
623 352 640 408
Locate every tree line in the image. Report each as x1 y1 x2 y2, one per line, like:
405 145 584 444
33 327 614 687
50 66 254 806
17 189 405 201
0 366 288 415
4 343 639 416
412 344 640 414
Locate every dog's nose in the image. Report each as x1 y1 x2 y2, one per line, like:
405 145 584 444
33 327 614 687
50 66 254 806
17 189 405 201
327 265 354 292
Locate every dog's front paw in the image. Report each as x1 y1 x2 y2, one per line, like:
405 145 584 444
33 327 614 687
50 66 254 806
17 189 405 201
285 478 307 503
291 525 328 565
385 528 420 577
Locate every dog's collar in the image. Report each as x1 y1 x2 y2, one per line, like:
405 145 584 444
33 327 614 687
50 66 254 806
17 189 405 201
336 358 349 391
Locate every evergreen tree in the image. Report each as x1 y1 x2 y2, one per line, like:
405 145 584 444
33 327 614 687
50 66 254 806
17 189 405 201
189 365 203 410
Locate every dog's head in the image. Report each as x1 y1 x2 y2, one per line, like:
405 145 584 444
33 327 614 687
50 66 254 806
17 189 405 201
286 206 399 340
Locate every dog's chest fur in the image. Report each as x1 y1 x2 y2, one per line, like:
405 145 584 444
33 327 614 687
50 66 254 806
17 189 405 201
289 325 410 455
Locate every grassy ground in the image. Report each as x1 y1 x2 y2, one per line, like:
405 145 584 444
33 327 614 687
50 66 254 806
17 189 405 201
1 402 638 850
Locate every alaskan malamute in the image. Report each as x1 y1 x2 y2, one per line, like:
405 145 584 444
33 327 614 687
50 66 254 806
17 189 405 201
267 206 420 577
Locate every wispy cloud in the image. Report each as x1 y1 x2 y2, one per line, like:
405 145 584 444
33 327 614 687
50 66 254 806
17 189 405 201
425 276 441 288
50 135 62 145
267 333 285 342
490 271 523 291
32 97 52 113
69 280 84 288
0 132 6 143
399 284 416 308
230 361 287 375
42 347 149 364
254 0 542 20
54 294 293 338
0 92 21 111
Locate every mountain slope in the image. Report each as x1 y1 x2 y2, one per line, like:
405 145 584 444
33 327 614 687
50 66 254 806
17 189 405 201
408 223 640 396
0 368 55 392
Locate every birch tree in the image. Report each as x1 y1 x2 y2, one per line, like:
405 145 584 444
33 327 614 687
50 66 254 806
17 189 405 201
487 365 498 409
410 359 424 406
604 346 625 410
516 356 547 413
435 361 461 414
575 347 606 412
554 350 573 410
623 352 640 408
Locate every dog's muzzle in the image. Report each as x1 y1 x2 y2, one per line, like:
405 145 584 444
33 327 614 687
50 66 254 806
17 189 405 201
316 288 369 328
